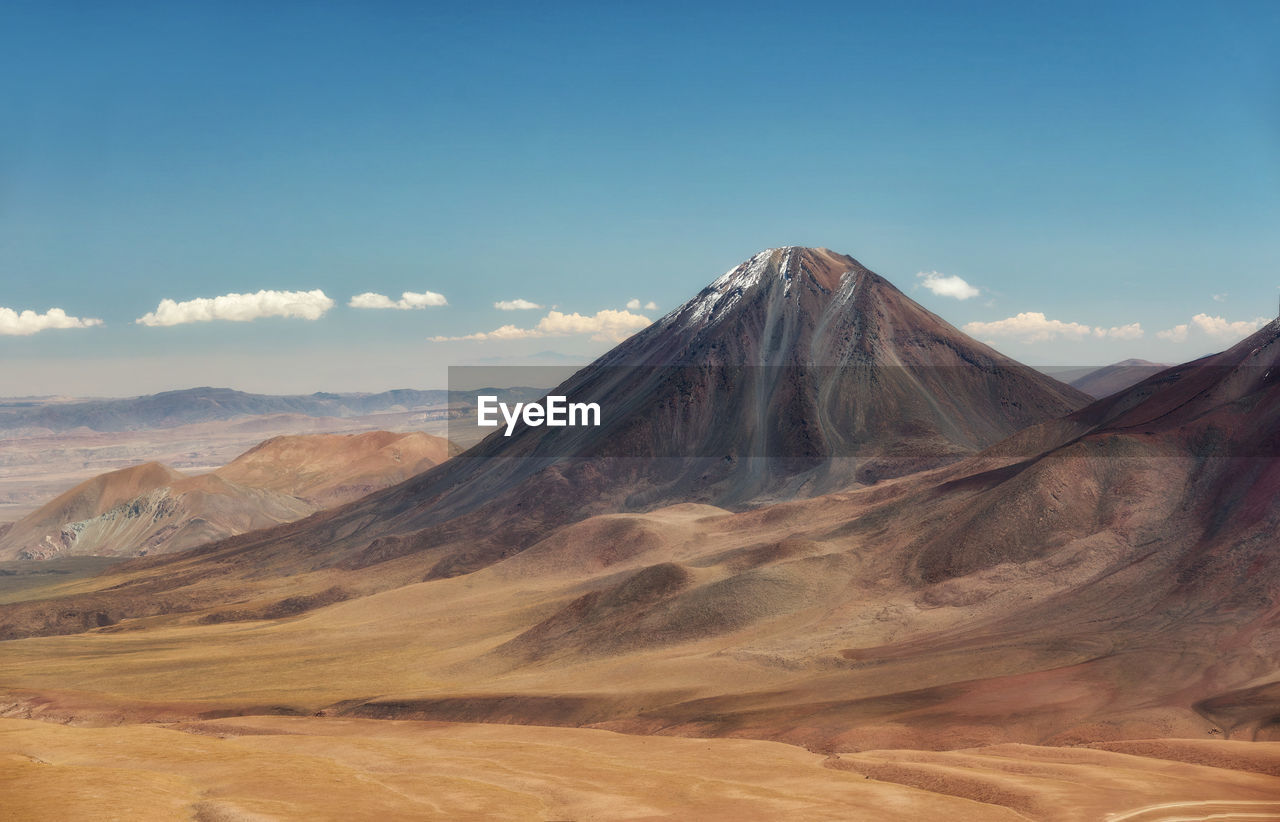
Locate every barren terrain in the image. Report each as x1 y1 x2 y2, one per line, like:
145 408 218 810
0 409 454 524
3 249 1279 818
2 717 1277 821
0 429 455 560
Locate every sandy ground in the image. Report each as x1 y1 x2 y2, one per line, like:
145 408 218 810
3 432 1280 818
3 716 1279 821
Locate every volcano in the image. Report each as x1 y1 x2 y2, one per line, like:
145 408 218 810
0 247 1091 633
195 249 1090 574
323 248 1087 573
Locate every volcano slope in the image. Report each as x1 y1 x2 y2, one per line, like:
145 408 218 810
3 323 1280 816
0 247 1087 634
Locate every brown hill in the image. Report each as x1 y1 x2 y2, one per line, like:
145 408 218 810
0 462 192 559
1068 358 1169 398
23 461 186 526
0 430 452 560
215 430 455 506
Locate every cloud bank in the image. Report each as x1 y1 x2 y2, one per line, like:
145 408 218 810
968 309 1269 348
963 312 1094 343
917 271 980 300
1095 322 1144 340
432 308 651 343
137 289 334 327
0 306 103 336
963 312 1146 344
349 290 448 310
1157 313 1268 343
494 298 543 311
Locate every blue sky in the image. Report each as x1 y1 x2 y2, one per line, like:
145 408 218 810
2 1 1278 395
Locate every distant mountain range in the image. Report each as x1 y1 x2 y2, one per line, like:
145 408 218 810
0 386 545 434
0 387 447 433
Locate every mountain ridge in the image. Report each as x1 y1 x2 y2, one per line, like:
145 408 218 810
0 387 454 433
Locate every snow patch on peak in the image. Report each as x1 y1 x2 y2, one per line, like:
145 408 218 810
683 248 781 326
780 248 796 294
667 247 855 330
710 248 780 290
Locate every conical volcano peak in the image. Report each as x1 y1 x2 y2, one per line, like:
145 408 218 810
664 246 876 333
710 246 869 294
604 247 1092 434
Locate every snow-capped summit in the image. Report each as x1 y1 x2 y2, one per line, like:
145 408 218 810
676 246 869 330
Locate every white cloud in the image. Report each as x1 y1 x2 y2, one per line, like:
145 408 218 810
435 325 530 342
349 290 447 310
137 289 333 327
1156 314 1268 344
625 298 660 311
1094 322 1144 340
1212 293 1227 302
494 298 543 311
963 312 1094 343
399 290 448 308
348 293 397 309
431 308 652 343
0 306 103 336
1189 313 1268 340
917 271 980 300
